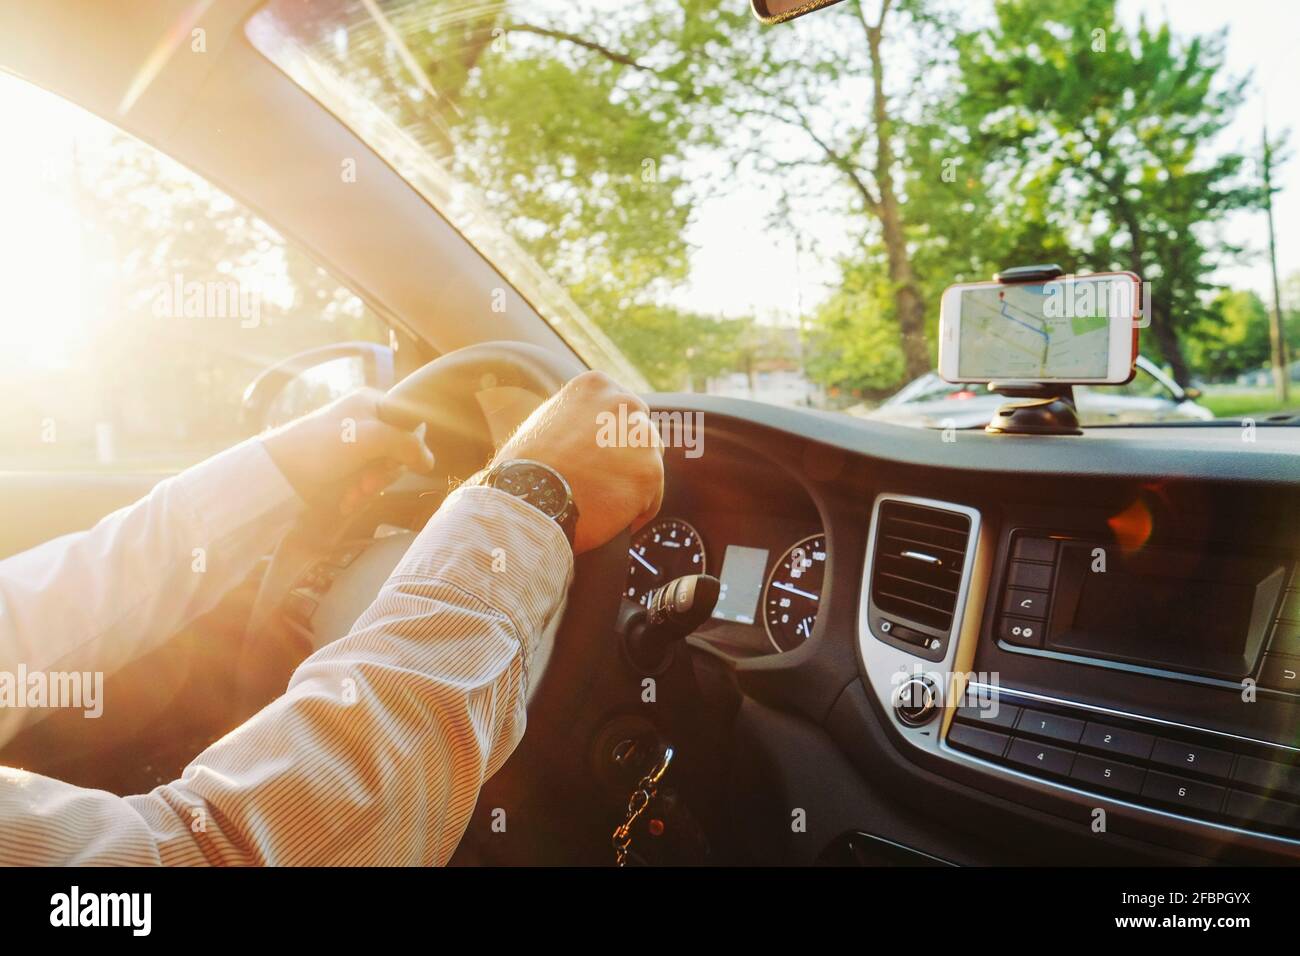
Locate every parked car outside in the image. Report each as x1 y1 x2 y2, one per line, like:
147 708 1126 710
858 356 1215 429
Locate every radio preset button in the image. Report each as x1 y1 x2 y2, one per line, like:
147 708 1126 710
1008 561 1053 590
1259 654 1300 692
1140 771 1226 814
1150 738 1235 780
947 723 1011 760
1069 754 1146 797
1232 755 1300 798
1002 588 1049 620
998 616 1042 647
1016 708 1085 744
1080 721 1155 761
1007 737 1075 776
954 701 1021 730
1223 790 1300 830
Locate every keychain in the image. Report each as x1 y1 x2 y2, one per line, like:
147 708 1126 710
611 746 674 867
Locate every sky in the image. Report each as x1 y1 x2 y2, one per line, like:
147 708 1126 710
676 0 1300 323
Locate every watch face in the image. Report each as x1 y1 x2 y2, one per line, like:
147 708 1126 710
494 462 567 518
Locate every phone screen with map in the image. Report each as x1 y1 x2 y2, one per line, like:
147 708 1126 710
939 273 1139 384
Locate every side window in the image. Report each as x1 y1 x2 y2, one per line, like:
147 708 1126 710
0 73 390 471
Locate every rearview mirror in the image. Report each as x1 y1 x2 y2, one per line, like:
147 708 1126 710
751 0 845 25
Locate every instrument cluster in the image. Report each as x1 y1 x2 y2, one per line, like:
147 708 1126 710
625 517 827 653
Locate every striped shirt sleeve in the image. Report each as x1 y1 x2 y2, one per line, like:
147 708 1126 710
0 483 573 866
0 438 303 748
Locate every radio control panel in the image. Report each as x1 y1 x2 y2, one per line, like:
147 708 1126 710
948 685 1300 843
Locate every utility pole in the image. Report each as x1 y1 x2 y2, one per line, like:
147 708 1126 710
1262 126 1290 404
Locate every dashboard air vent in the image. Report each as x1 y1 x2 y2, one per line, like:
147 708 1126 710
871 500 971 632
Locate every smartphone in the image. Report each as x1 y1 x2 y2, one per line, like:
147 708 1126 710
938 272 1141 384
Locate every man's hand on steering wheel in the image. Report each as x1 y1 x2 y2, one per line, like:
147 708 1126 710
258 369 663 556
261 388 437 516
475 370 664 555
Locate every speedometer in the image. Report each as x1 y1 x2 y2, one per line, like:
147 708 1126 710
626 518 707 605
763 534 826 652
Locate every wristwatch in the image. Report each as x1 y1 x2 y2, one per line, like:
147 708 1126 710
482 458 579 547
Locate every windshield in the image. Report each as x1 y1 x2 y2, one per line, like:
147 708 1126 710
247 0 1298 427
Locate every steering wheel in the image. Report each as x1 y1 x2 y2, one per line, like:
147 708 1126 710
240 341 631 719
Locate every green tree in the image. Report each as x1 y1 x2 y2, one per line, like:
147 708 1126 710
803 257 907 395
948 0 1259 385
1185 289 1272 381
681 0 946 380
328 0 946 381
301 0 713 386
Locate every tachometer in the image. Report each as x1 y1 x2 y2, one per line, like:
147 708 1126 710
626 518 707 605
763 534 826 652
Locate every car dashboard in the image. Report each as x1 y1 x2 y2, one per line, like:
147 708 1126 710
644 393 1300 865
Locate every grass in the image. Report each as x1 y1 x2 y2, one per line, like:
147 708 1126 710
1199 390 1296 419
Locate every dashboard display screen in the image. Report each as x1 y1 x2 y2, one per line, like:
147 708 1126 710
1046 542 1283 680
712 545 769 624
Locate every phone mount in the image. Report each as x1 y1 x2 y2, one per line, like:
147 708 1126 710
983 264 1083 436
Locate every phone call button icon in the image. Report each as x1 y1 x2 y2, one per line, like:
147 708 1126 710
1002 588 1048 621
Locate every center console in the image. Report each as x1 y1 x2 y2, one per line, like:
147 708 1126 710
856 491 1300 857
